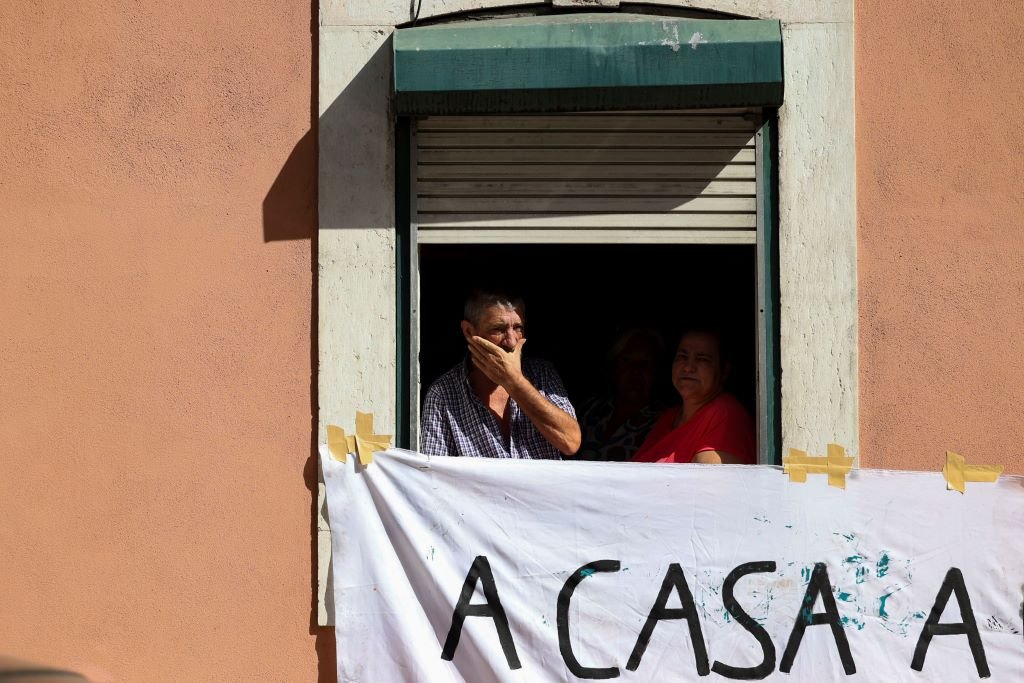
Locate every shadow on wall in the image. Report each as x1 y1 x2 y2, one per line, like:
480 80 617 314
263 128 317 241
263 28 392 240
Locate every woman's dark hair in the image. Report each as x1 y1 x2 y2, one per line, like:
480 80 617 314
676 321 734 368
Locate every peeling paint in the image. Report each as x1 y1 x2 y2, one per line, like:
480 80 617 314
659 21 681 52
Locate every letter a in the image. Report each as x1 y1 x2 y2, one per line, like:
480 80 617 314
911 567 990 678
626 563 710 675
441 556 521 669
780 563 856 675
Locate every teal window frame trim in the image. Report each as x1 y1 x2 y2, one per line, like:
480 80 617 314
393 14 784 115
395 117 413 449
756 111 782 465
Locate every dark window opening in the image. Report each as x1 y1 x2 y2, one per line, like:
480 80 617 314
418 243 758 454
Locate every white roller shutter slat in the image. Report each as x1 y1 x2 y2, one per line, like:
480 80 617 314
419 164 755 181
417 213 755 229
419 197 756 214
418 180 755 197
419 148 755 164
415 113 758 243
417 114 755 131
417 230 756 245
418 131 755 148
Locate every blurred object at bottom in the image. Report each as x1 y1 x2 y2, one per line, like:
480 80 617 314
0 656 87 682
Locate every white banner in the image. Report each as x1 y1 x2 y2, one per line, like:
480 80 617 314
322 449 1024 682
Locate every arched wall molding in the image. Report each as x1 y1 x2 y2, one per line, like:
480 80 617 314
398 3 748 27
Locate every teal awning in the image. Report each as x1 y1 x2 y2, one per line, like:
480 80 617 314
393 14 783 114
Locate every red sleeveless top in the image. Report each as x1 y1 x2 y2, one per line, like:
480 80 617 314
631 393 756 464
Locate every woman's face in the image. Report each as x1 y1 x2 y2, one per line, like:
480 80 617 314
671 332 727 405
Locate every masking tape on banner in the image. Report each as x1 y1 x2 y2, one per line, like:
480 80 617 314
782 444 855 489
326 424 355 463
352 411 392 466
325 412 392 466
943 450 1002 494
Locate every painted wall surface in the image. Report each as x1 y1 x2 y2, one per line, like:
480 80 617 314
857 0 1024 474
0 2 328 680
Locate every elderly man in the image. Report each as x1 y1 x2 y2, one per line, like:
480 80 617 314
420 291 581 459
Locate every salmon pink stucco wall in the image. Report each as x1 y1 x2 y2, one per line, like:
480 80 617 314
0 1 329 680
857 0 1024 474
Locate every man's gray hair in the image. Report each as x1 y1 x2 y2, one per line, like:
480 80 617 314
463 290 525 326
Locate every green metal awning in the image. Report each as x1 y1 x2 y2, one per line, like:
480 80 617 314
393 14 783 114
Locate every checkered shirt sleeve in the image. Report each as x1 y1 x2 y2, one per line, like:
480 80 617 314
420 357 575 459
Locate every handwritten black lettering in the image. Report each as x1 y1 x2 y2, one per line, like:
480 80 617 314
911 567 989 678
712 561 778 680
556 560 621 679
780 562 856 675
441 555 521 669
626 563 710 676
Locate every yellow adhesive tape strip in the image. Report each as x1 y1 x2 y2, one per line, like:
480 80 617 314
325 413 393 466
826 444 851 489
782 444 854 489
783 448 810 483
326 424 355 463
352 411 392 467
943 450 1002 494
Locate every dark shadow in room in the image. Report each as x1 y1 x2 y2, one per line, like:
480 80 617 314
418 243 758 455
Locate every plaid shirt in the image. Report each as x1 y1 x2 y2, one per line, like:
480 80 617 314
420 357 576 459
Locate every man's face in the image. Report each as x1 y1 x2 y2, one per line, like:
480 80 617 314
671 331 727 405
463 305 525 352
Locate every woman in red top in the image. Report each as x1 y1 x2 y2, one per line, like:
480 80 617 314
631 327 755 464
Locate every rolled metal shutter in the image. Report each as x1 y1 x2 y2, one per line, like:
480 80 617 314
414 112 757 244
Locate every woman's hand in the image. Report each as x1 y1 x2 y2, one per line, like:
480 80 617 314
694 450 745 464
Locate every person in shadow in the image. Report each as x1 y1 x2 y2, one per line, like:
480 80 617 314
577 329 664 462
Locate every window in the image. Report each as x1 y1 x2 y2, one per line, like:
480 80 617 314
398 111 780 462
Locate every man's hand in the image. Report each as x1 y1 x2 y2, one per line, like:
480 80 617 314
468 336 580 456
468 336 526 389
